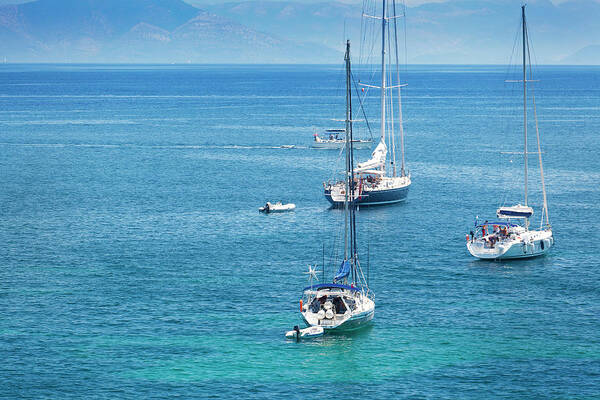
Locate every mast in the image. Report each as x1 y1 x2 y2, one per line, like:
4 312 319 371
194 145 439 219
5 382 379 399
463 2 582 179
343 39 359 283
347 40 358 281
344 40 351 262
380 0 387 152
522 5 528 210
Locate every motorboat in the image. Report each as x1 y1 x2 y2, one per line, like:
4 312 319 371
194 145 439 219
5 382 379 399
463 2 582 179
259 201 296 213
285 325 324 340
311 129 372 149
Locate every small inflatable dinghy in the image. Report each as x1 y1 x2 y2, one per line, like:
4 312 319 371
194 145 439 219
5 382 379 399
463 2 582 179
285 325 324 340
259 201 296 213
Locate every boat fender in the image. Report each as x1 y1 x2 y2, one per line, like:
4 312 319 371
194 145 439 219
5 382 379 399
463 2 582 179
300 299 303 312
540 240 544 250
466 234 470 242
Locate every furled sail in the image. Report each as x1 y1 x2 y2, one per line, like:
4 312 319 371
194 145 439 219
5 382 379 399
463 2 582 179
333 260 351 283
355 140 387 172
497 204 534 218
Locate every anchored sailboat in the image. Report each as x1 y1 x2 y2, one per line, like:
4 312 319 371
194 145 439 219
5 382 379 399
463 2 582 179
300 41 374 331
325 0 411 206
467 5 554 260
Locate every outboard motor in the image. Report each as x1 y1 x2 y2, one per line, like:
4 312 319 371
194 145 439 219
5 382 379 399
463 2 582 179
293 325 300 341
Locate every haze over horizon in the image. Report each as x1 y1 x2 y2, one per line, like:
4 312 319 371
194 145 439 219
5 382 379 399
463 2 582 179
0 0 598 64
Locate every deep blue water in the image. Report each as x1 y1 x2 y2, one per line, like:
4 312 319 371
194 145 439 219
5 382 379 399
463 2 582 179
1 64 599 399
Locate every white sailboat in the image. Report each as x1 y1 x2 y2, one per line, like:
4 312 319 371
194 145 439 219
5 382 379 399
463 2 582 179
467 5 554 260
324 0 411 207
300 41 374 331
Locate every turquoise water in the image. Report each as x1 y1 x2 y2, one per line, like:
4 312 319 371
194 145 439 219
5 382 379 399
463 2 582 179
1 64 599 398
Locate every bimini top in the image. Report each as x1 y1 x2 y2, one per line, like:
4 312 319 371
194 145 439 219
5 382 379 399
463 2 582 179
497 205 534 219
302 283 363 293
476 221 517 228
325 129 345 133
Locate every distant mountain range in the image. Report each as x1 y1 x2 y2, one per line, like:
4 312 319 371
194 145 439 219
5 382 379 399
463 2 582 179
0 0 598 64
0 0 339 63
201 0 600 64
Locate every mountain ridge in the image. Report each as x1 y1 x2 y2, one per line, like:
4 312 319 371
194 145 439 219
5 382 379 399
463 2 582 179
0 0 598 64
203 0 600 64
0 0 340 63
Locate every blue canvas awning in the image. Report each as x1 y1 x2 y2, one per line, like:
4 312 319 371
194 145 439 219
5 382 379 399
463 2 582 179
476 221 517 228
302 283 362 293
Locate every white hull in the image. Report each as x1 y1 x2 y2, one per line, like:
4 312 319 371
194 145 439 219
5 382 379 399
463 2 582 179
467 228 554 260
301 286 374 331
259 202 296 213
311 140 372 149
285 325 324 339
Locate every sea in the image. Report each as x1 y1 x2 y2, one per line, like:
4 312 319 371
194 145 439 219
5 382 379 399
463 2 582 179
1 63 599 399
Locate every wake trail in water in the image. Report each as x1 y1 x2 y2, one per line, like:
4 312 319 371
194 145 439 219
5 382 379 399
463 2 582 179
0 142 308 150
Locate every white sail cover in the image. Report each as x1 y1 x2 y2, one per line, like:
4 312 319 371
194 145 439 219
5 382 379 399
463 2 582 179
355 140 387 173
497 204 534 219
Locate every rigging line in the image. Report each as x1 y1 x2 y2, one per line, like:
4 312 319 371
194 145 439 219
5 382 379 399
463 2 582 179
522 5 528 213
392 0 403 176
360 0 367 65
401 0 408 75
351 71 374 141
504 13 522 86
361 0 372 72
526 25 550 227
387 14 397 175
498 12 524 208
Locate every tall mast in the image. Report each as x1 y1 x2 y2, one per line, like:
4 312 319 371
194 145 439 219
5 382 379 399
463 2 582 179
347 40 357 278
344 40 351 261
522 5 528 209
380 0 387 150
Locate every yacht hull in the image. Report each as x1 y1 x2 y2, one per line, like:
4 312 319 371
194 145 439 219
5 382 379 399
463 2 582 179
467 230 554 260
302 307 374 332
325 183 410 207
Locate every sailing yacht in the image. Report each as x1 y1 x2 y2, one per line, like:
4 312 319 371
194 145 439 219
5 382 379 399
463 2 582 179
301 41 374 331
324 0 411 206
467 5 554 260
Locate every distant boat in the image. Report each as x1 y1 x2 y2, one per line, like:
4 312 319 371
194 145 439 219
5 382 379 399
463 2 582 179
467 5 554 260
324 0 411 207
285 325 324 340
259 201 295 213
300 41 374 332
311 129 372 149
